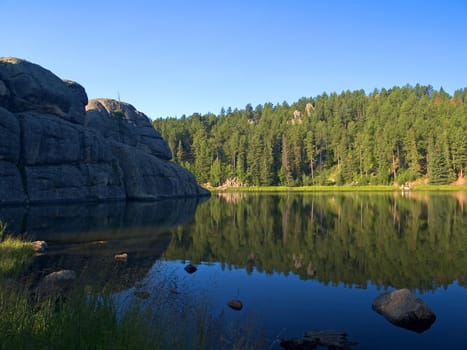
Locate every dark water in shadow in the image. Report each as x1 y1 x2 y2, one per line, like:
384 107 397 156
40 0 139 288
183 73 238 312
1 192 466 348
0 198 204 291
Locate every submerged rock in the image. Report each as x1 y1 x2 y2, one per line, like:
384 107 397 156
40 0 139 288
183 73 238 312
35 269 77 298
114 253 128 262
134 290 150 299
227 299 243 311
372 288 436 333
280 330 357 350
184 263 197 274
43 269 77 283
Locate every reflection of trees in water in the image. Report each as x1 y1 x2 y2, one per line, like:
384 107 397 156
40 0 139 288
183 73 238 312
165 193 467 291
215 192 247 204
451 191 466 212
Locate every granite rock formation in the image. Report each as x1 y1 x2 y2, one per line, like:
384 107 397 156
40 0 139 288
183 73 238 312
0 57 209 204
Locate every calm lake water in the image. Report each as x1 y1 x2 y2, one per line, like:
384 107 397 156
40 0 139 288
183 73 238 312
1 192 466 349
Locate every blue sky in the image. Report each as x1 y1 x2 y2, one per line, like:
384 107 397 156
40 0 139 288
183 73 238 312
2 0 466 119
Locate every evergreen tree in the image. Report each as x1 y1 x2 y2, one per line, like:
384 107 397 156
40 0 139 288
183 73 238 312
247 132 263 186
192 131 211 183
280 134 292 185
176 140 184 163
304 131 316 184
260 140 274 185
450 128 467 179
428 136 451 184
210 158 223 186
405 129 421 180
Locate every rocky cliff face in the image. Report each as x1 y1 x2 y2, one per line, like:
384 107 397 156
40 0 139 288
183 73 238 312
0 57 209 204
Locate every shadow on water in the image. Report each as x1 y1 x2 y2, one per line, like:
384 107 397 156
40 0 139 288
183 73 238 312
0 197 207 291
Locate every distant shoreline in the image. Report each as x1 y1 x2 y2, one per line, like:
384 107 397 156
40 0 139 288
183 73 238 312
209 185 467 192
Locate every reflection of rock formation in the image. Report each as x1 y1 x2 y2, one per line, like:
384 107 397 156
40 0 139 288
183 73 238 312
1 198 204 292
451 191 465 211
1 198 203 238
394 190 430 203
216 191 246 204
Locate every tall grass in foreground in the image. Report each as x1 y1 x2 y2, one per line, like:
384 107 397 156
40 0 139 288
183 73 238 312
0 222 34 279
0 287 160 350
0 220 7 239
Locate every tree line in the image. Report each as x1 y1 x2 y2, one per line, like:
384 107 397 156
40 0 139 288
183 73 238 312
153 85 467 186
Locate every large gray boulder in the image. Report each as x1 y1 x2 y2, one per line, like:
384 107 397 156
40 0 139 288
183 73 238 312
85 98 209 199
0 57 87 124
110 142 206 200
0 57 208 204
0 107 20 163
0 161 27 204
19 112 112 165
35 269 77 299
85 98 172 160
372 289 436 333
25 163 125 203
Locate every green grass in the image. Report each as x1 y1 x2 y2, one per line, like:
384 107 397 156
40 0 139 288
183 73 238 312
0 288 162 350
0 220 7 239
0 235 34 279
210 184 467 193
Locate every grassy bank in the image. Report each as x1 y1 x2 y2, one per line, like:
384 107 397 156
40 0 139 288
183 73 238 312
210 184 467 193
0 222 34 279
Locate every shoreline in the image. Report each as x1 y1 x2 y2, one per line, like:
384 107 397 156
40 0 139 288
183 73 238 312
208 185 467 193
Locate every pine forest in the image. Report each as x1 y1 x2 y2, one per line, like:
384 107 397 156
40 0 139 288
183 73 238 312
153 85 467 187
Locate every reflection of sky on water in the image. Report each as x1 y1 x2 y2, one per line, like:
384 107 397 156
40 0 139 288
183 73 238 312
115 259 467 350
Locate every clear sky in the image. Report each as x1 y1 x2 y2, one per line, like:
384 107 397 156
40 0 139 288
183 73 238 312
1 0 466 119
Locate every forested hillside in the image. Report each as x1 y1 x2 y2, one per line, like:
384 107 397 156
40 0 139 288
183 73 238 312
153 85 467 186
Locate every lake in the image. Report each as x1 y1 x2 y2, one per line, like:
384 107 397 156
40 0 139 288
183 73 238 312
1 191 466 349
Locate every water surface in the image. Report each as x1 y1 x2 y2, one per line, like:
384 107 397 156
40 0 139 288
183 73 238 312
1 192 466 349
